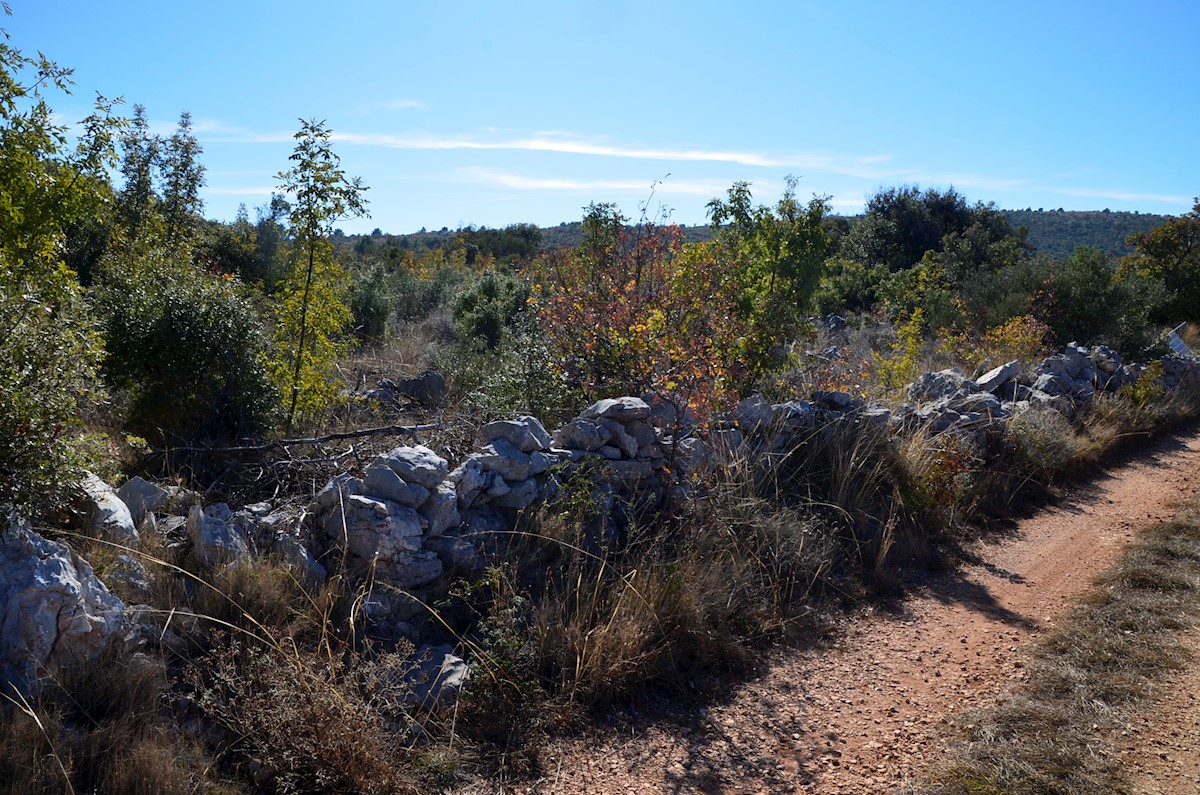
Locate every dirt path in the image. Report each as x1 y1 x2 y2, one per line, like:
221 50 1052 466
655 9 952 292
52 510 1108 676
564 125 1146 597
461 425 1200 795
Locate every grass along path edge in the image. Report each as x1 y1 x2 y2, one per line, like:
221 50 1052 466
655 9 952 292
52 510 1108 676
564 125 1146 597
923 492 1200 795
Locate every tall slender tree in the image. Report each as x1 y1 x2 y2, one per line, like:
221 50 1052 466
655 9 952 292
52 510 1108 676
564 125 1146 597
160 110 205 249
271 119 368 429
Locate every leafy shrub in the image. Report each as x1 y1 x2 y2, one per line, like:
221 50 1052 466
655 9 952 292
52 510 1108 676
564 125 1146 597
452 268 531 351
533 204 747 417
873 308 927 392
1119 360 1166 408
96 251 277 444
811 256 887 315
0 254 104 513
940 314 1051 372
1005 406 1079 480
0 33 116 512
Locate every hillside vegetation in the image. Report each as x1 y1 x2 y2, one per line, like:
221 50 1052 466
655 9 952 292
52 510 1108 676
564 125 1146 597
1003 208 1170 260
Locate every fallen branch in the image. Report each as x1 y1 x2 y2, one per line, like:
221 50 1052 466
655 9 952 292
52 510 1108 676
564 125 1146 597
152 423 440 456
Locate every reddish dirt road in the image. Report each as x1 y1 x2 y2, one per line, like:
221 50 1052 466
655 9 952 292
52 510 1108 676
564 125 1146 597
459 425 1200 795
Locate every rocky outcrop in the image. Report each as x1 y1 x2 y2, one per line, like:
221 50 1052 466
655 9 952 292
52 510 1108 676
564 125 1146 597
0 511 126 692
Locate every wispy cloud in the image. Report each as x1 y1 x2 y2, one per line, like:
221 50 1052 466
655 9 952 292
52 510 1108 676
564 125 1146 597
1054 187 1191 205
358 99 428 113
383 99 427 110
330 130 802 167
205 186 277 196
191 119 293 143
918 172 1029 192
189 118 899 177
459 168 736 197
192 119 1049 198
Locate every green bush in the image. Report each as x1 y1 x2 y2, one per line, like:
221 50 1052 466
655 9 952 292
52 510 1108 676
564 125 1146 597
0 254 104 513
96 251 277 444
452 268 531 351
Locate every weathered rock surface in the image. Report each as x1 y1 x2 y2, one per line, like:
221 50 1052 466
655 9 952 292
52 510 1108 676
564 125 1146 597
78 473 138 545
115 476 169 526
401 644 469 709
1 513 125 691
188 503 250 568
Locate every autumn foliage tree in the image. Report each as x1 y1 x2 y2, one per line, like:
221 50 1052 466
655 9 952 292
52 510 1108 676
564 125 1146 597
533 203 748 421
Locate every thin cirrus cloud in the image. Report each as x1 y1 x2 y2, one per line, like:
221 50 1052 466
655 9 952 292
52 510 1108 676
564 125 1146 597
1054 187 1191 205
459 167 741 197
193 120 1057 202
330 130 799 168
205 186 278 196
191 118 901 177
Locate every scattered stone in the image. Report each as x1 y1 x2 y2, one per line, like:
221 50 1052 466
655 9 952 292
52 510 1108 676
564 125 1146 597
475 438 532 482
362 461 431 507
908 369 979 403
490 477 539 509
736 394 775 434
480 415 553 453
553 419 612 451
401 644 469 709
598 418 640 459
582 396 652 423
975 360 1021 393
422 482 460 537
105 554 153 601
372 446 449 490
116 476 169 525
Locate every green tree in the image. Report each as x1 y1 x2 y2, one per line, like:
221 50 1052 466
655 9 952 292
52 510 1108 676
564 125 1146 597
1119 200 1200 325
117 103 160 242
271 119 368 429
706 176 830 381
96 252 276 444
0 16 119 511
160 110 205 249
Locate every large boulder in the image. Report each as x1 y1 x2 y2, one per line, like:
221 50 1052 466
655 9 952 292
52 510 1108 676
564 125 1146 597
187 503 250 568
908 369 979 403
77 473 138 545
391 370 448 407
1 512 126 691
480 416 553 453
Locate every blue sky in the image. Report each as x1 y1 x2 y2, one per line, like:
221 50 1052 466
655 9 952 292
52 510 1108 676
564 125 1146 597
10 1 1199 234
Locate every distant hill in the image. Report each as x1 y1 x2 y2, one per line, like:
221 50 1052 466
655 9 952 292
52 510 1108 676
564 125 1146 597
1003 209 1170 260
349 209 1174 264
539 221 715 250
